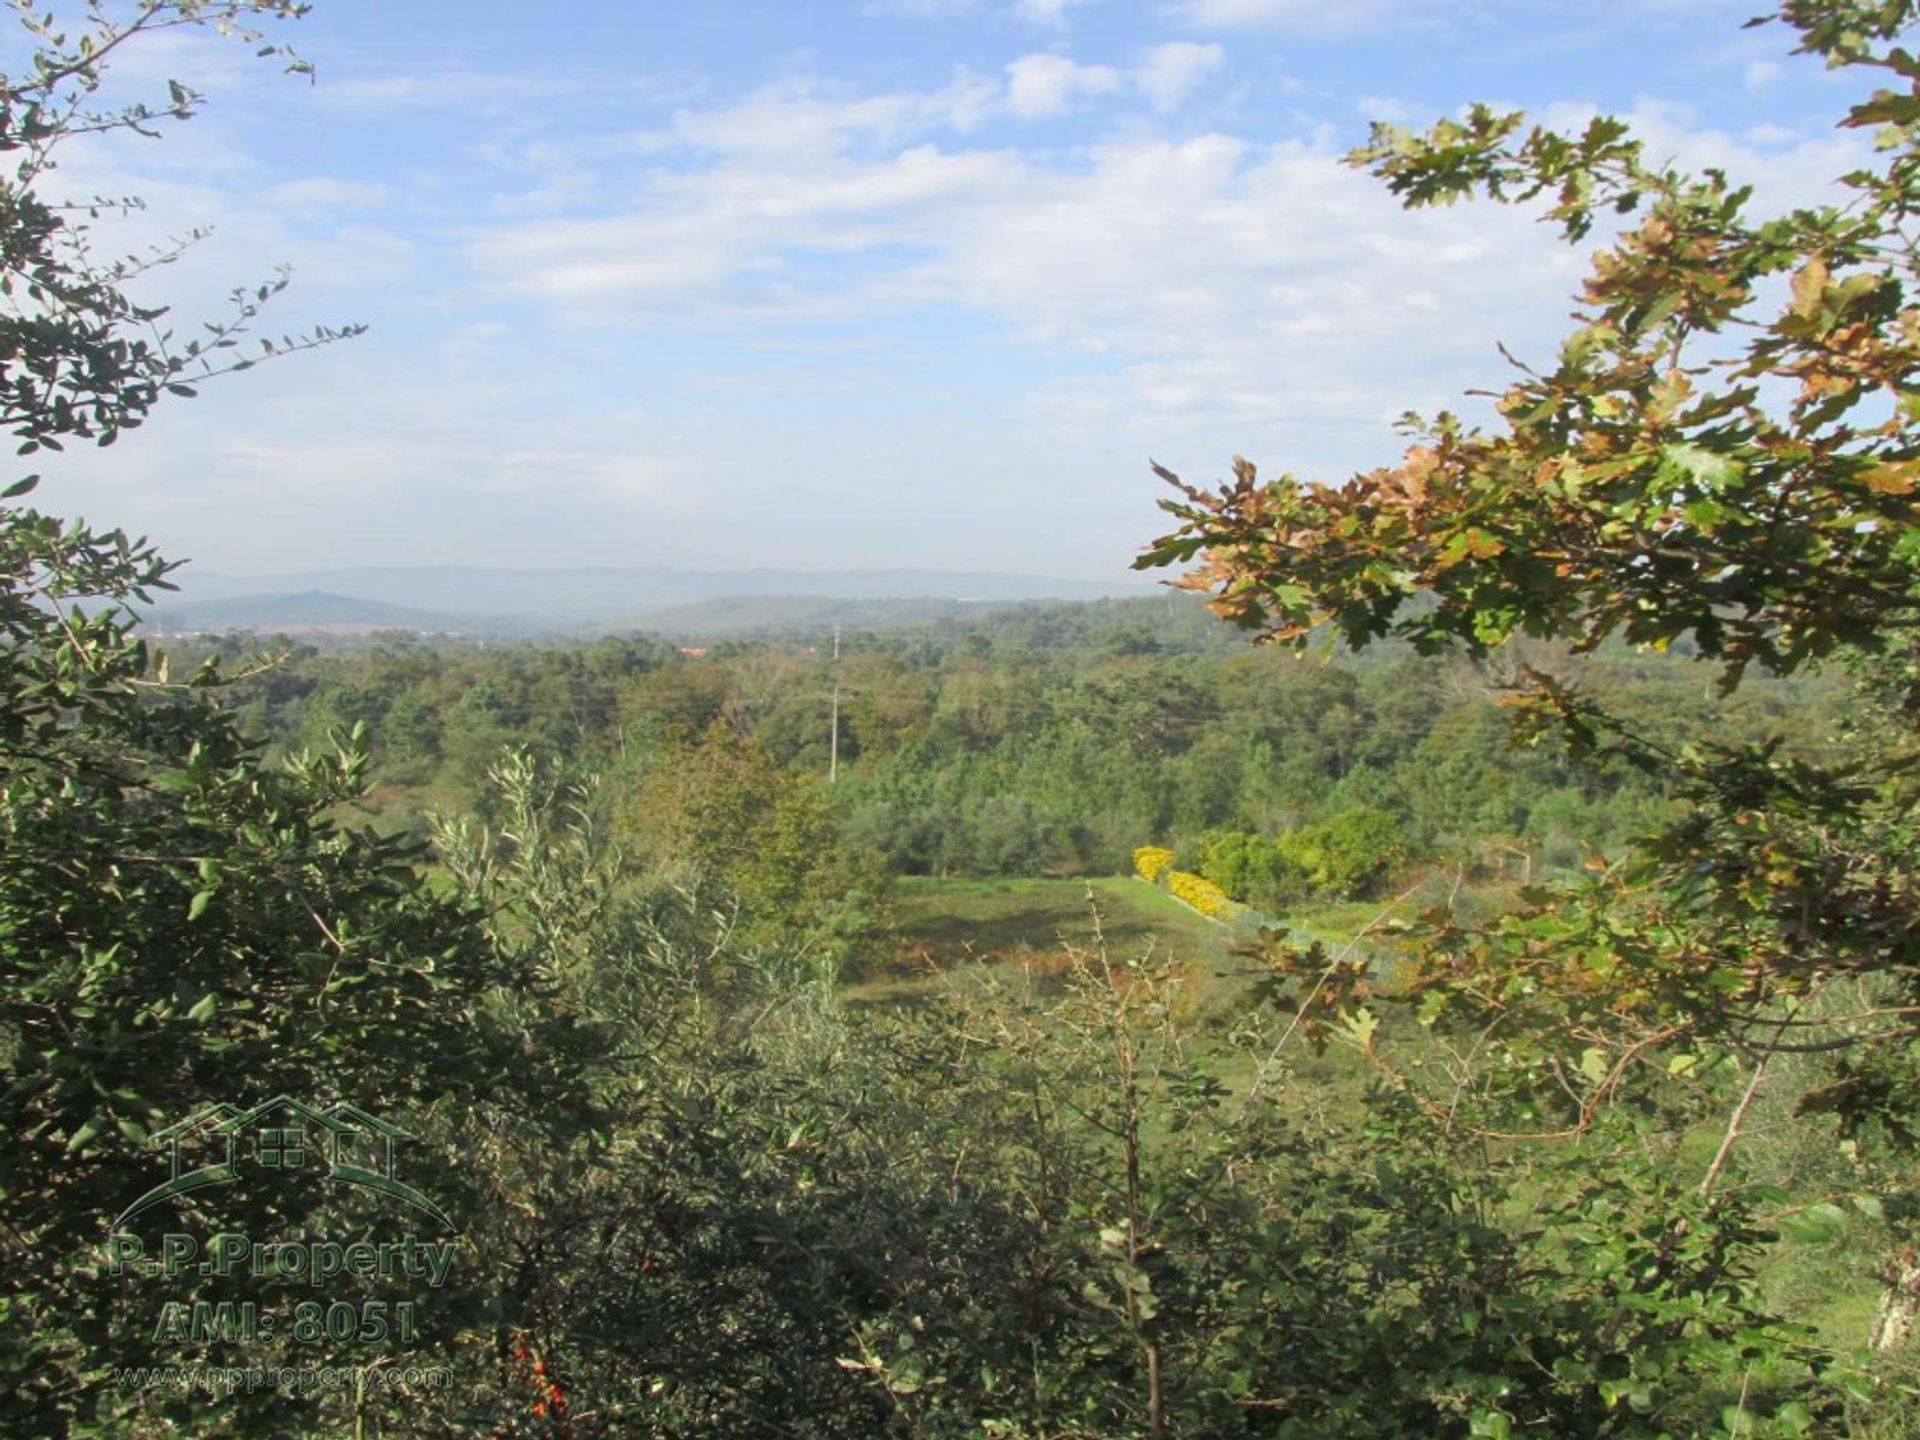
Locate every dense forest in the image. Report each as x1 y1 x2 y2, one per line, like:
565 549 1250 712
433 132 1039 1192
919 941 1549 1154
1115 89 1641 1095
10 4 1920 1439
206 603 1841 887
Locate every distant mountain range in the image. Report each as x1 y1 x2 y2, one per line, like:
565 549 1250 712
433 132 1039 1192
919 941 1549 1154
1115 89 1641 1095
138 565 1156 637
143 590 473 635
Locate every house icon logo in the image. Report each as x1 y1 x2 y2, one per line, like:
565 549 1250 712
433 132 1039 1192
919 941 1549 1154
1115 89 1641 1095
113 1096 454 1233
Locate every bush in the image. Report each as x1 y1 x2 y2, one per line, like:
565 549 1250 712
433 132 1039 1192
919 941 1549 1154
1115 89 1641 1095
1195 828 1306 911
1277 806 1407 899
1165 868 1243 921
1132 844 1176 884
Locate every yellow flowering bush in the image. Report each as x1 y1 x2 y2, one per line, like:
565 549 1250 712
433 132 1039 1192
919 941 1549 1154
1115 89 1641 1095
1136 846 1244 922
1166 869 1243 923
1133 846 1176 885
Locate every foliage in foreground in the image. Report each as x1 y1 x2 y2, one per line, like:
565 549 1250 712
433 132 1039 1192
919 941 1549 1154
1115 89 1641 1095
1142 0 1920 1413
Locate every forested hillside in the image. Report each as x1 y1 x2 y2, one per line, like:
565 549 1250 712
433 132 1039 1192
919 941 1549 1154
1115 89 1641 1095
205 602 1845 888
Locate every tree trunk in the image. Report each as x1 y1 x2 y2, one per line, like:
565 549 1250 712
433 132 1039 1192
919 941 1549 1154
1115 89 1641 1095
1871 1246 1920 1351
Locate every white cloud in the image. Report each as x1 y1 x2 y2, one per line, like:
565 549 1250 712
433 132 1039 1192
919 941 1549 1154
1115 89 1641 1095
1356 95 1414 124
1745 59 1782 90
1005 53 1121 118
864 0 981 14
264 177 393 212
871 0 1094 19
460 81 1875 508
48 111 407 322
648 72 999 160
1541 98 1866 214
1174 0 1391 29
465 119 1585 493
1137 42 1225 113
313 67 635 115
1014 0 1093 24
469 143 1022 312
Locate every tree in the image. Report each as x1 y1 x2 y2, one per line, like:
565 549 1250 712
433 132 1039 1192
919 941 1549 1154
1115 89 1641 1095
0 9 588 1435
618 721 882 964
1140 0 1920 1363
0 2 360 468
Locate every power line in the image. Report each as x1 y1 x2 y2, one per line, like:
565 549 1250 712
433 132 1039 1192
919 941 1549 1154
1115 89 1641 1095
829 625 841 785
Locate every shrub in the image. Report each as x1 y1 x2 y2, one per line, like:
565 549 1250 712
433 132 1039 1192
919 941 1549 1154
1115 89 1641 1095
1133 845 1176 884
1195 828 1307 912
1277 806 1407 899
1166 869 1243 922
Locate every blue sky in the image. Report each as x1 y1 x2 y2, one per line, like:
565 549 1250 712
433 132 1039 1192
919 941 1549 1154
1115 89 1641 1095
23 0 1875 580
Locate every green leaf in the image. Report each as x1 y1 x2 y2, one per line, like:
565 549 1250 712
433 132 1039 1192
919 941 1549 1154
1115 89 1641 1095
1340 1007 1379 1049
1661 441 1741 492
1778 1202 1848 1243
1775 1400 1814 1435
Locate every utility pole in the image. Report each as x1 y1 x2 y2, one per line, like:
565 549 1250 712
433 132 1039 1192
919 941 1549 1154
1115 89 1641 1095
828 625 841 784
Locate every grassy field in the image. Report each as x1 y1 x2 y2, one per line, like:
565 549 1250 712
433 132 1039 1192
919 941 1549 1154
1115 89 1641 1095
875 874 1426 967
855 873 1429 1006
847 875 1239 1005
893 875 1225 961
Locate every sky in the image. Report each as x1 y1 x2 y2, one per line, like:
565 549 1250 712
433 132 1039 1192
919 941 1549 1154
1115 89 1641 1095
12 0 1883 581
